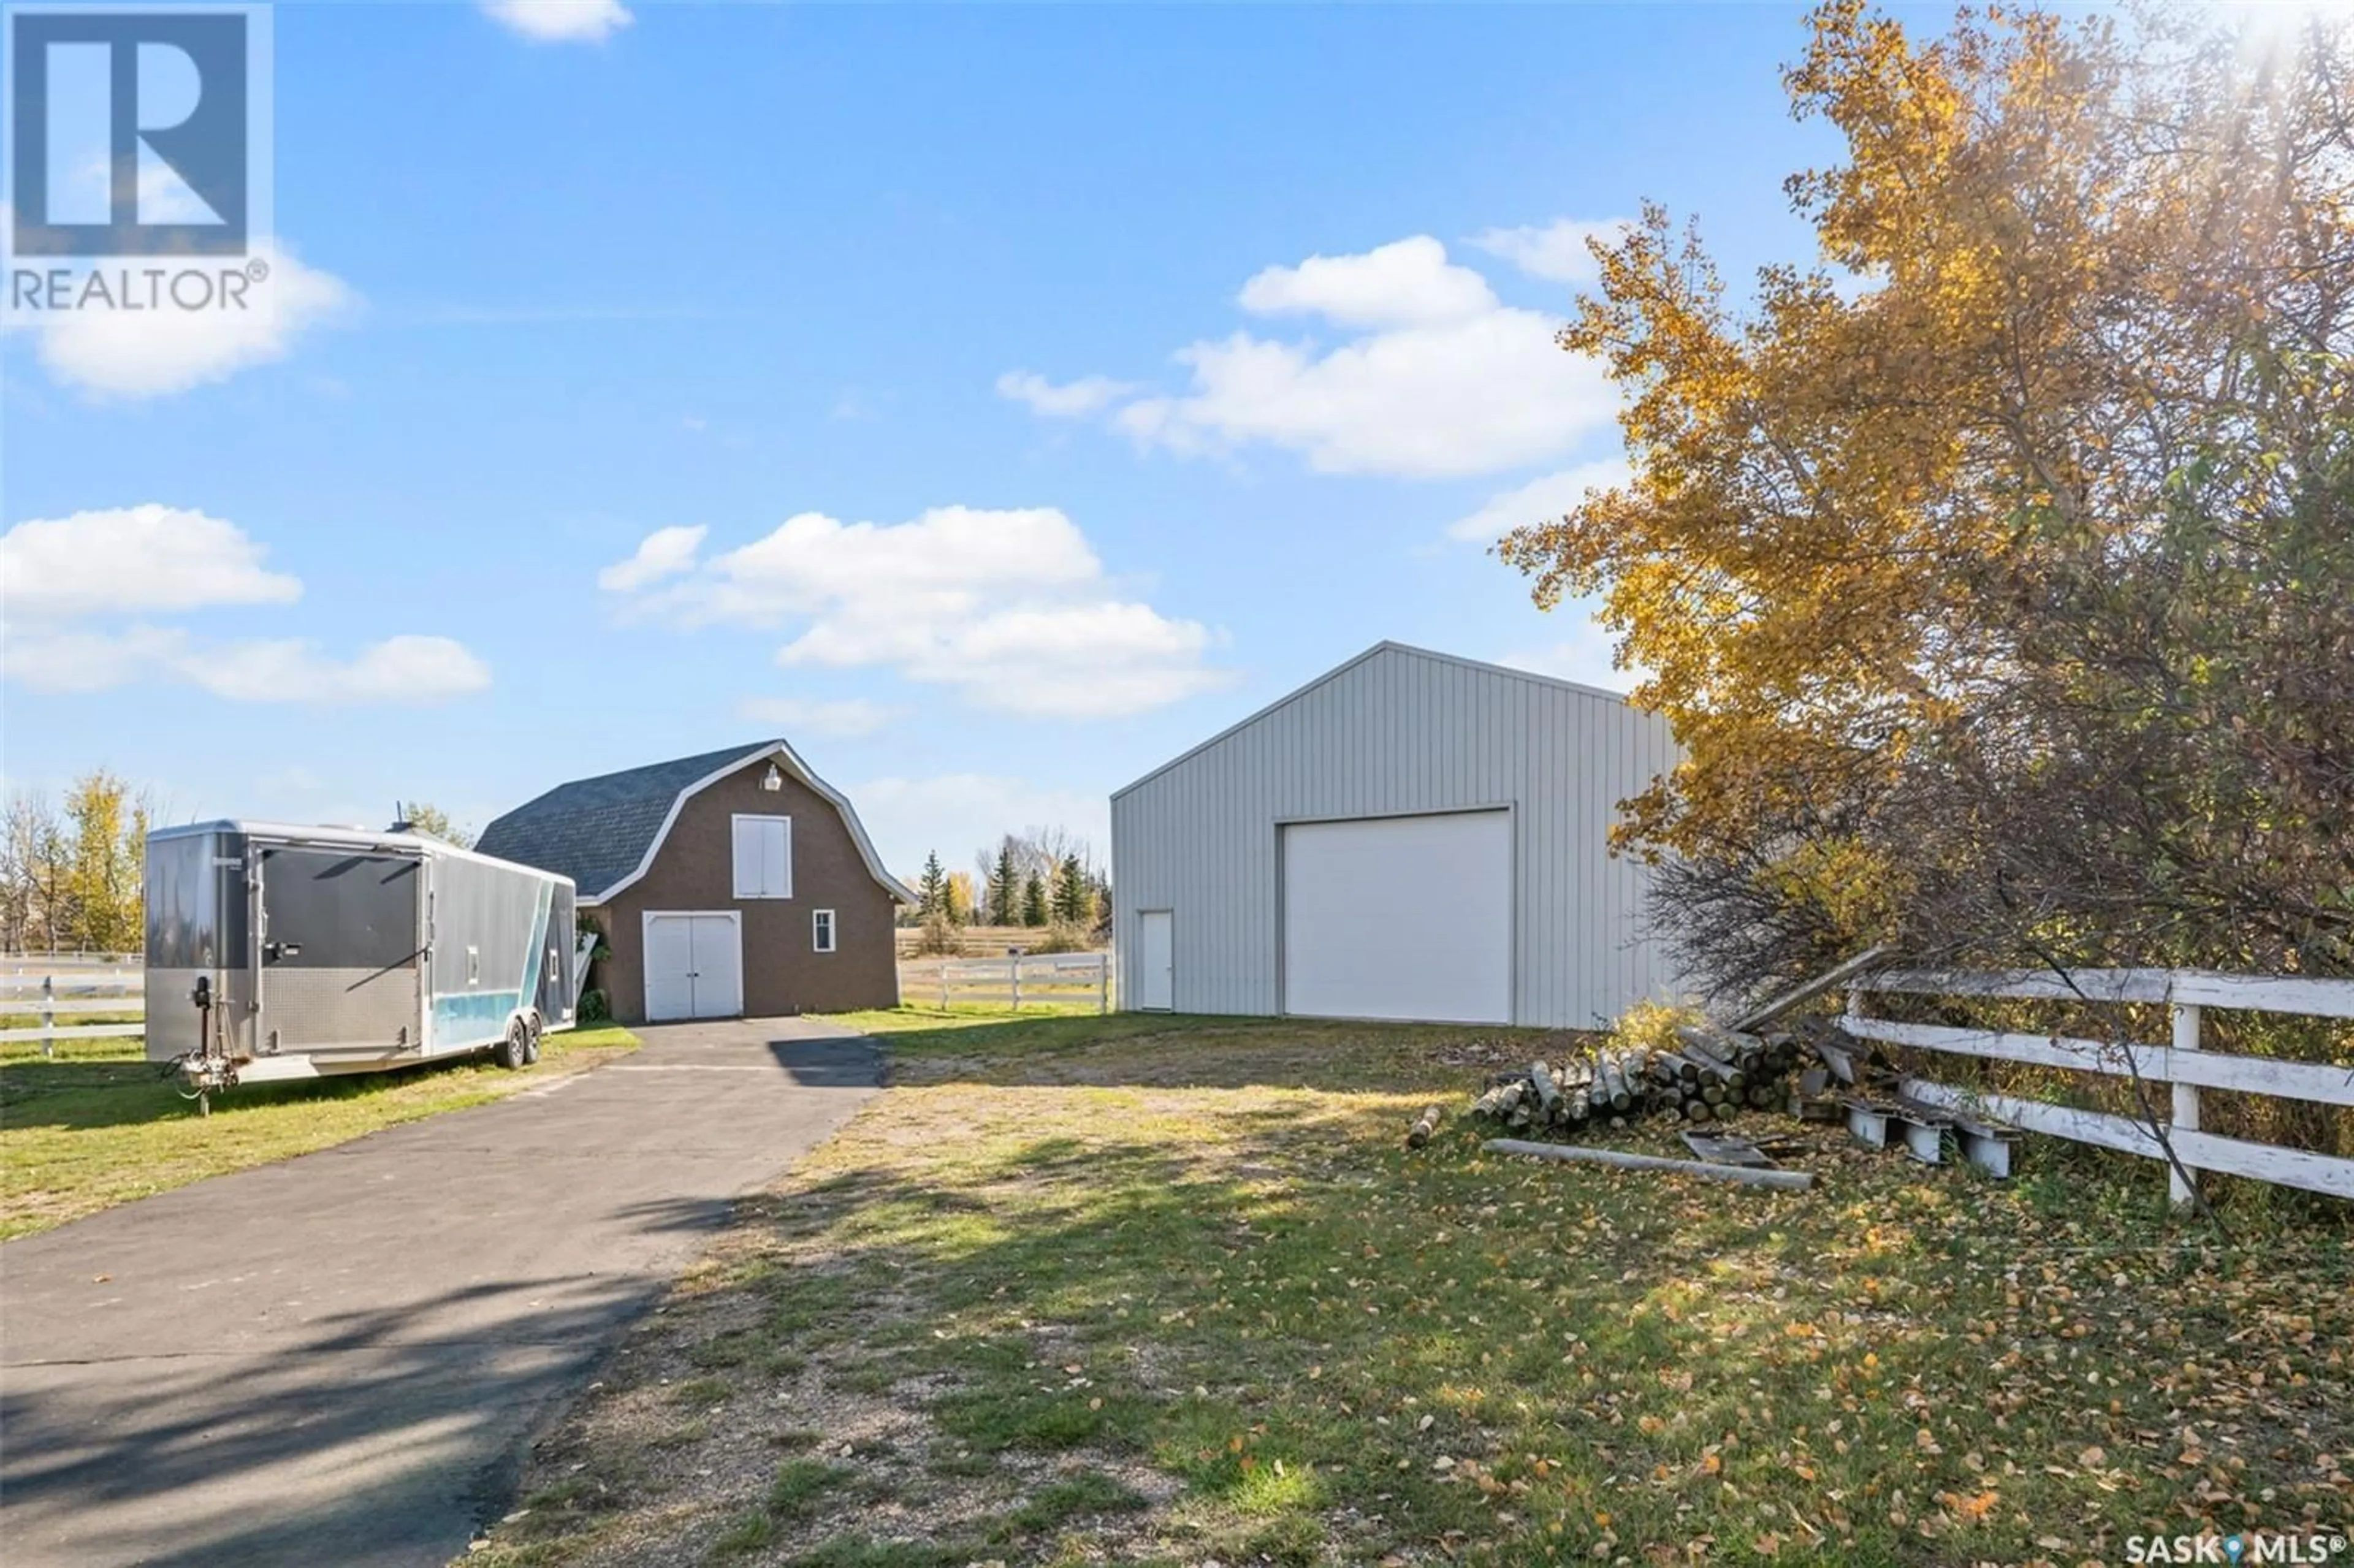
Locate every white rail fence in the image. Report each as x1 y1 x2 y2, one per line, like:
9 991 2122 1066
1846 968 2354 1205
900 951 1109 1013
1 954 146 1057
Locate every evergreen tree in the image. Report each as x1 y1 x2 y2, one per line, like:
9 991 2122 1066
917 850 947 917
1053 853 1091 926
990 843 1020 926
1020 872 1049 927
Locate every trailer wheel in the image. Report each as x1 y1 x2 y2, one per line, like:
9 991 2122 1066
495 1017 530 1071
523 1013 543 1065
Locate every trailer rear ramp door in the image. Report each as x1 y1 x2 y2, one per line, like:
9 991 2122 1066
256 845 423 1054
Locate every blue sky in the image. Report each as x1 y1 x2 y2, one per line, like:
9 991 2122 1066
2 1 1845 876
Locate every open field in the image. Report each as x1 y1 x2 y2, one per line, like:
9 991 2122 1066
894 925 1110 960
897 953 1112 1014
0 1026 639 1240
468 1013 2351 1568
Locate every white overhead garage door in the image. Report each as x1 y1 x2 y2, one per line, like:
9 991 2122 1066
1282 810 1512 1024
642 911 744 1022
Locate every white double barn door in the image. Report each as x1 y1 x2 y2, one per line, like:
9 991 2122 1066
643 912 744 1022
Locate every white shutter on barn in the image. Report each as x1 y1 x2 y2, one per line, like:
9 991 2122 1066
767 817 791 898
732 818 762 897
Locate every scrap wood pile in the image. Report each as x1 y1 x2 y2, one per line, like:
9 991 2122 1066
1425 951 2025 1190
1468 1021 1847 1135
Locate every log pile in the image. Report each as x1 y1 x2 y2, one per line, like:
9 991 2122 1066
1405 1104 1446 1148
1469 1024 1838 1135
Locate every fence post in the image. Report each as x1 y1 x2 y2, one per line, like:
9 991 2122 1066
939 963 950 1010
1099 953 1108 1014
1010 955 1022 1011
2168 1002 2203 1209
40 974 55 1060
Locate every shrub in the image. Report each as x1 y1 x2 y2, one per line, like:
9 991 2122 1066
577 988 611 1024
1610 998 1702 1056
1027 921 1095 955
912 910 961 957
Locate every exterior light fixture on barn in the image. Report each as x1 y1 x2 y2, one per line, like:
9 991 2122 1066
1110 642 1680 1029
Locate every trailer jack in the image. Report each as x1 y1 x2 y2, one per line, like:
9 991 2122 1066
176 1054 243 1116
179 978 241 1117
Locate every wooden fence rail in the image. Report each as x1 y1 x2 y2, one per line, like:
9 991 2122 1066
899 951 1109 1013
0 951 143 964
1846 967 2354 1205
0 961 147 1057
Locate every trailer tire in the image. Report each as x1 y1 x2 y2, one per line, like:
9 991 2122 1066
523 1013 543 1065
495 1017 530 1071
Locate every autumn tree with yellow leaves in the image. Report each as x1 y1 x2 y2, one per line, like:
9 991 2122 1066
1503 2 2353 994
0 772 150 953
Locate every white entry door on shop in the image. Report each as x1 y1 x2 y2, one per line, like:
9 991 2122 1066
642 911 744 1021
1135 910 1175 1011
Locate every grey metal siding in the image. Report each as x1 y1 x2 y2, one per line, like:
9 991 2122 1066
1111 643 1679 1029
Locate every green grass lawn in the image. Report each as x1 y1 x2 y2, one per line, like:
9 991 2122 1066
821 1001 1111 1036
471 1013 2352 1568
819 1003 1160 1048
1 1024 639 1240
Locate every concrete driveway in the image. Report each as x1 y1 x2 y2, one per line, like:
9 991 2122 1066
0 1018 882 1567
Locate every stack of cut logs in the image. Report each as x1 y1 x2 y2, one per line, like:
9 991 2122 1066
1470 1024 1829 1133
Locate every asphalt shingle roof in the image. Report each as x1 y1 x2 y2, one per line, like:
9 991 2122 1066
476 742 778 899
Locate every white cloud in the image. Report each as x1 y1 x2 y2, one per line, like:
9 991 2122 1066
1498 601 1644 695
739 695 898 738
995 371 1139 418
602 506 1228 720
656 506 1102 626
2 505 490 706
30 245 354 400
1007 232 1618 479
784 598 1220 721
4 626 490 703
1468 218 1632 284
848 772 1113 881
1118 305 1612 478
188 635 491 704
1 624 189 694
1446 457 1631 545
1 504 302 617
596 524 707 592
61 151 219 225
1236 235 1496 328
481 0 632 42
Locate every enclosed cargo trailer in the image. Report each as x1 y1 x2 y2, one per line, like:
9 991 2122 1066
145 820 579 1105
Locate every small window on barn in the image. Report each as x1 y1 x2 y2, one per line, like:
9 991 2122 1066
731 815 792 899
813 909 836 953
